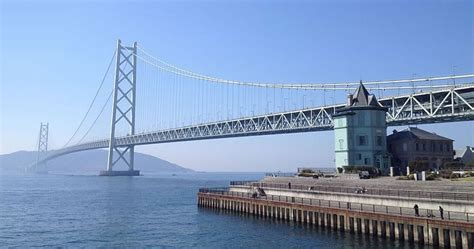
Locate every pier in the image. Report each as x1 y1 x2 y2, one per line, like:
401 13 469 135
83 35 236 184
198 178 474 248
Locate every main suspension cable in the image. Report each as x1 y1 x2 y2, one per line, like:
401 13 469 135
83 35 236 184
62 51 116 148
76 90 113 145
136 45 474 89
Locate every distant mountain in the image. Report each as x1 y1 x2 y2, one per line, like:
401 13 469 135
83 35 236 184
0 150 193 174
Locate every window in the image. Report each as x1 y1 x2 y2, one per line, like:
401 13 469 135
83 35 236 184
376 136 383 146
439 143 443 151
445 144 449 152
358 135 368 146
403 143 407 152
357 153 362 160
431 143 435 152
416 143 419 151
338 139 344 150
422 143 426 151
364 158 370 165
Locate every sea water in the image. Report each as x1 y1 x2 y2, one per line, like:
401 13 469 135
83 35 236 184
0 172 425 248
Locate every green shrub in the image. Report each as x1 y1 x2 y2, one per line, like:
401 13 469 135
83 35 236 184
408 160 430 173
426 173 438 181
450 173 460 179
440 170 453 179
442 161 465 170
342 166 379 175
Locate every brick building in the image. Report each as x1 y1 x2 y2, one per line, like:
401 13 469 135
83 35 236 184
387 127 454 174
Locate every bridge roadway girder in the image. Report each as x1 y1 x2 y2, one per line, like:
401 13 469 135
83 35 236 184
38 85 474 164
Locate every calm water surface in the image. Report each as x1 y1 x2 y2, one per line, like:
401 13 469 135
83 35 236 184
0 172 430 248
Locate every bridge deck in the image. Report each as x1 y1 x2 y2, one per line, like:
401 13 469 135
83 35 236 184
37 85 474 165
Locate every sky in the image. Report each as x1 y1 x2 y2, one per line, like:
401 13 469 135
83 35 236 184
1 0 473 172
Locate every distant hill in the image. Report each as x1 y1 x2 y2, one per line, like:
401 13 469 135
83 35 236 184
0 150 193 174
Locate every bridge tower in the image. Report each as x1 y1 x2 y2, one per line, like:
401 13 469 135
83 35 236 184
100 40 140 176
35 122 49 173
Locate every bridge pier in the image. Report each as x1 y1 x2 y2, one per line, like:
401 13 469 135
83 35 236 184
99 170 140 176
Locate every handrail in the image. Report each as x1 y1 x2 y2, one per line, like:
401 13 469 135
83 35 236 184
229 181 474 202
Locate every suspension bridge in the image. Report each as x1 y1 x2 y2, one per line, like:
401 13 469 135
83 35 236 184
31 40 474 175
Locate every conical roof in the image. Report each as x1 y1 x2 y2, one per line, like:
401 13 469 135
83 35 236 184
351 80 382 107
352 80 371 106
334 81 387 115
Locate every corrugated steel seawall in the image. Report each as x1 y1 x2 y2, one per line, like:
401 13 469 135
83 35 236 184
198 192 474 248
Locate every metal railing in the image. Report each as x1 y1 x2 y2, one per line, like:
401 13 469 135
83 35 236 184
198 188 474 223
229 181 474 202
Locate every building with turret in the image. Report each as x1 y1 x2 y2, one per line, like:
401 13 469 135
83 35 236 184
333 82 391 174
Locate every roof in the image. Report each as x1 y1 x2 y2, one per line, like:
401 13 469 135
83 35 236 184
388 127 453 141
352 81 383 107
335 81 387 115
454 146 474 161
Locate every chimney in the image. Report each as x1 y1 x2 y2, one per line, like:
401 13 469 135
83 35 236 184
347 94 353 106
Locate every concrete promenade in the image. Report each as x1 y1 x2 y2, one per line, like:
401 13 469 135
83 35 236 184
260 176 474 193
229 177 474 213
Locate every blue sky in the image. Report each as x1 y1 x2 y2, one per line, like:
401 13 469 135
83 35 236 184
1 0 473 172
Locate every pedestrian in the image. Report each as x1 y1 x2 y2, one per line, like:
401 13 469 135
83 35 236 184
288 182 292 189
439 206 444 219
414 204 419 217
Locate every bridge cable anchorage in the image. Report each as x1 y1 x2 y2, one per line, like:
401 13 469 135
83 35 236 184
135 45 474 89
62 51 116 148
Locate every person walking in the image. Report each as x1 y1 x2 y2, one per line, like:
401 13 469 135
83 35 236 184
414 204 419 217
439 206 444 219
